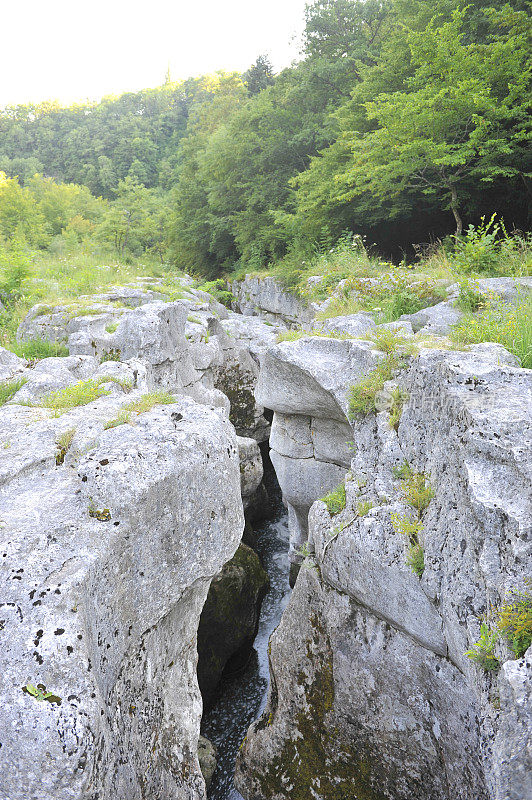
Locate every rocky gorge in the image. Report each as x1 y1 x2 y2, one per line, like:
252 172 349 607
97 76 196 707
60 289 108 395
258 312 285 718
1 272 530 800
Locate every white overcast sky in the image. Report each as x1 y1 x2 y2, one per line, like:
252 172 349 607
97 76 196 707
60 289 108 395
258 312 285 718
1 0 309 107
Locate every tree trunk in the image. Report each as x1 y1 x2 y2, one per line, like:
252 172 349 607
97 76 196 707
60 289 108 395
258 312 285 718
450 186 463 237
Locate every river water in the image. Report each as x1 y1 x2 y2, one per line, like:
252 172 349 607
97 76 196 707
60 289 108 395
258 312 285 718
201 473 290 800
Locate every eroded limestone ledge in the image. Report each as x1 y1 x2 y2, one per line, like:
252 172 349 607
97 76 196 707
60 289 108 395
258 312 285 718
237 341 531 800
0 398 243 800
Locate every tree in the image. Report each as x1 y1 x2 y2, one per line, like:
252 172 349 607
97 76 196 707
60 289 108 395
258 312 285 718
338 5 532 234
243 55 275 95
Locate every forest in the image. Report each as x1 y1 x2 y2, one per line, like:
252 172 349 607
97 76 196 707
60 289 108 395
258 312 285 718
0 0 530 278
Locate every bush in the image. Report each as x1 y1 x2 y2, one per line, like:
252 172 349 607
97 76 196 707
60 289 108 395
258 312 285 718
465 623 500 671
497 584 532 659
451 293 532 369
452 216 532 277
322 483 346 516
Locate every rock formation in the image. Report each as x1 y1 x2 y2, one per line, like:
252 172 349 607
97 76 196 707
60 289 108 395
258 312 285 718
236 337 532 800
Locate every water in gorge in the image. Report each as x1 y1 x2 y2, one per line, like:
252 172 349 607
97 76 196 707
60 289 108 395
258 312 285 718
201 468 290 800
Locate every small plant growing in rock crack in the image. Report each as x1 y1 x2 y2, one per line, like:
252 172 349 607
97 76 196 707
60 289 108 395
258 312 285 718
22 683 62 705
388 387 409 430
465 622 500 671
55 428 76 465
297 541 313 559
104 410 131 430
391 512 425 577
12 338 69 362
356 500 374 517
401 471 434 513
0 377 27 406
497 582 532 659
124 391 174 415
99 349 121 363
392 459 413 480
321 483 346 515
105 322 118 334
88 497 111 521
348 354 407 417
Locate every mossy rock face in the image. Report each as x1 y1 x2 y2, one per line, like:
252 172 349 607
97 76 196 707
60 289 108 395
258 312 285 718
214 362 258 435
197 543 269 706
236 566 486 800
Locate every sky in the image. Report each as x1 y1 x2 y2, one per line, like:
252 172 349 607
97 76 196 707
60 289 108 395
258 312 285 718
0 0 309 107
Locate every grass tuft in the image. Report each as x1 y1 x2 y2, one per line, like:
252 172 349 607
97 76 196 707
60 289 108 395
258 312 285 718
0 378 27 406
124 391 175 415
12 339 69 361
321 483 346 516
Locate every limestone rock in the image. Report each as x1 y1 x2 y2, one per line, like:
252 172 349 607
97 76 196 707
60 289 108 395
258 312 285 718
197 736 218 790
319 312 375 338
0 396 244 800
232 275 314 328
238 343 532 800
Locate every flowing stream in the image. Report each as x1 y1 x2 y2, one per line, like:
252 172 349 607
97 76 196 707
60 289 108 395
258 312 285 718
201 467 290 800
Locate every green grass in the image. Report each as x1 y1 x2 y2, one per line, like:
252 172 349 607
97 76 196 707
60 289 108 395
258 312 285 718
35 378 111 413
348 354 406 417
451 293 532 369
124 391 175 415
391 512 425 577
356 500 374 517
388 387 409 430
103 410 131 429
12 338 69 361
321 483 346 516
0 378 27 406
105 322 119 333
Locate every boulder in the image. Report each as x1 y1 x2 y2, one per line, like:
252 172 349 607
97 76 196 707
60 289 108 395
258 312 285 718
197 736 218 790
0 395 244 800
318 312 375 338
232 275 314 328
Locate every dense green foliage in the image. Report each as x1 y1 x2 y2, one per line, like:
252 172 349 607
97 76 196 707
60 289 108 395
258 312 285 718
0 0 530 279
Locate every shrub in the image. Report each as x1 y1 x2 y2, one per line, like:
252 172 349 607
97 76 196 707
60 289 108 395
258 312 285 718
465 623 500 671
454 279 489 313
496 584 532 659
451 293 532 369
13 338 69 361
406 543 425 577
401 472 434 514
322 483 346 516
196 278 235 308
452 215 532 277
0 377 27 406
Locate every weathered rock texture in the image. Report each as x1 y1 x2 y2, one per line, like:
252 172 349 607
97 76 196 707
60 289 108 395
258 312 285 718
236 340 532 800
0 396 243 800
255 336 379 572
232 275 314 328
